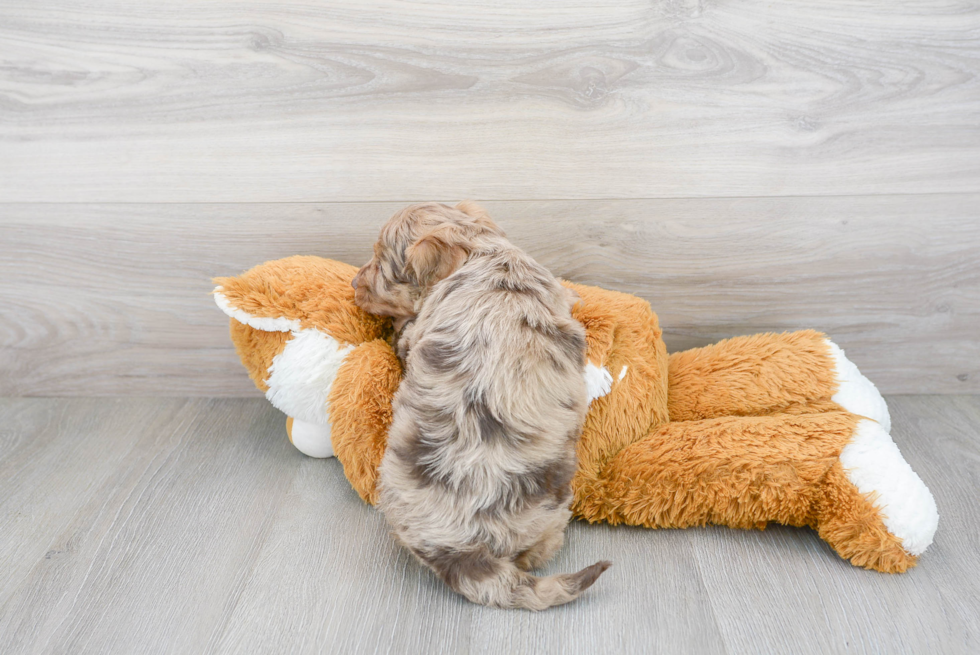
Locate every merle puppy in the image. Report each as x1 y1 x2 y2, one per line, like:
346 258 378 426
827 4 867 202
352 202 609 610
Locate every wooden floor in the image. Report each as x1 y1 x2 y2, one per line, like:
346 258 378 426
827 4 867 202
1 395 977 654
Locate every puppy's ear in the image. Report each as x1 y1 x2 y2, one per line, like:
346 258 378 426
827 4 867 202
455 201 505 236
405 223 469 288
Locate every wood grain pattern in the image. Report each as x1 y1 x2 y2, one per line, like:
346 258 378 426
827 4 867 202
0 399 185 605
0 396 976 654
2 197 977 396
1 1 978 202
0 398 298 654
2 1 975 648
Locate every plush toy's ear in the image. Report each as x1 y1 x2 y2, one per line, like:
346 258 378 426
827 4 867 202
454 200 505 236
405 223 470 288
213 255 391 344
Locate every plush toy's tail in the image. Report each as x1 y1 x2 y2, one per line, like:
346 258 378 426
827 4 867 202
416 546 610 610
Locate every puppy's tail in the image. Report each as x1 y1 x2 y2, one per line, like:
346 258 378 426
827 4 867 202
415 546 610 610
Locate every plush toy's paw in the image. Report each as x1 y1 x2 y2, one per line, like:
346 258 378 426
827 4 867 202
826 339 891 432
840 419 939 557
286 417 335 458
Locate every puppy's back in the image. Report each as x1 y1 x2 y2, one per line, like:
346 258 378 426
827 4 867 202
380 244 610 610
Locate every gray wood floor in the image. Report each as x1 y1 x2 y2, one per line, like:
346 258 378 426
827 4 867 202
1 395 977 654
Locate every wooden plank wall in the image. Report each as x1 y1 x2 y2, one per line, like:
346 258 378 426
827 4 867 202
1 1 978 395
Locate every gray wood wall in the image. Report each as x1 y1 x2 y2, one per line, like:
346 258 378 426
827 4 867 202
1 1 978 396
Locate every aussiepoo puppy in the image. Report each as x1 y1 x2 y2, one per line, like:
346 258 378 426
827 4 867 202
352 202 610 610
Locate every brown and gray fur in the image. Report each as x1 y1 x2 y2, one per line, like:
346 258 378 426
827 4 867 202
352 202 610 610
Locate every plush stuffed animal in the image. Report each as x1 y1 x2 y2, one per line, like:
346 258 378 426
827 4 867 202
214 256 939 573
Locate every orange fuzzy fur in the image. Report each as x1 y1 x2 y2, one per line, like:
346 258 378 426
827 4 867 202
215 256 390 345
222 257 915 573
329 339 401 504
667 330 842 422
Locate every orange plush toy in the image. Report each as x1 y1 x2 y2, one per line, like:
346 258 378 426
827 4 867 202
214 256 938 574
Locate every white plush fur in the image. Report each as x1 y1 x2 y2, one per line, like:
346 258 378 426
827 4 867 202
214 288 352 432
265 329 354 426
213 288 301 332
826 339 892 433
840 419 939 556
289 419 335 458
584 362 613 404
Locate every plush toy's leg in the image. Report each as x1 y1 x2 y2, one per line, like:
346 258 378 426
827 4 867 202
824 340 891 431
577 412 937 572
667 330 890 430
821 419 938 569
285 417 335 458
326 339 402 505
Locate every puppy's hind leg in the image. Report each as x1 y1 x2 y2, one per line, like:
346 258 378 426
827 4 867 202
415 544 610 610
514 526 565 572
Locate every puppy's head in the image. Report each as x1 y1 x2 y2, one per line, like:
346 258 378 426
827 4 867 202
352 202 503 325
